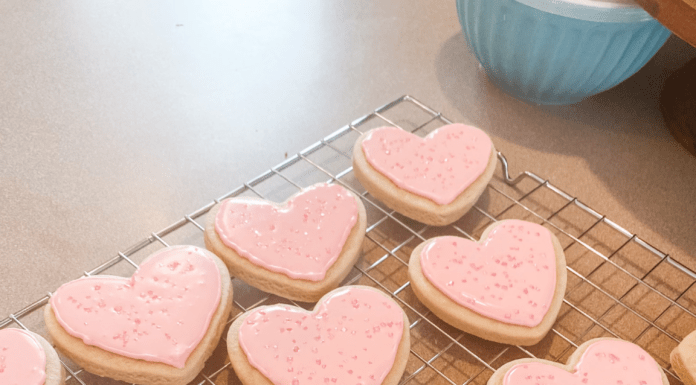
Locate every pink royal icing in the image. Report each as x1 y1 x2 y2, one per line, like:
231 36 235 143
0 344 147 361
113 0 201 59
420 220 556 327
0 329 46 385
239 287 404 385
214 183 358 281
361 124 492 205
504 339 664 385
50 245 221 368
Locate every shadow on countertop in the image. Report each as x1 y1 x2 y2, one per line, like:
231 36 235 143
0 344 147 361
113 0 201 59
436 32 696 263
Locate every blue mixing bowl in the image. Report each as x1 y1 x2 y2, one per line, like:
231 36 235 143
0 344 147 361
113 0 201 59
456 0 672 105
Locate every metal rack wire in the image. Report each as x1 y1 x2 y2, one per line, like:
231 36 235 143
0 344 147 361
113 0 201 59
2 95 694 385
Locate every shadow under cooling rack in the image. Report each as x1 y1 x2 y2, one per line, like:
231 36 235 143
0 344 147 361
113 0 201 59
2 95 695 385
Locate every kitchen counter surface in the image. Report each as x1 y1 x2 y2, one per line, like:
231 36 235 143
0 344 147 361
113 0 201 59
2 0 695 347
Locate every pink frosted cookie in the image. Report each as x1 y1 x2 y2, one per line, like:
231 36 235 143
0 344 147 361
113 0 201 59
489 338 668 385
227 286 410 385
44 245 233 385
408 219 567 345
0 328 64 385
204 183 367 302
352 124 497 226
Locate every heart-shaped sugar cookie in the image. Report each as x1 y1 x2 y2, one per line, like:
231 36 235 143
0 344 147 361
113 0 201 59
0 329 46 385
361 124 492 205
353 124 496 226
228 286 410 385
49 246 222 368
490 339 667 385
409 220 566 345
213 183 358 281
205 183 366 302
421 220 557 326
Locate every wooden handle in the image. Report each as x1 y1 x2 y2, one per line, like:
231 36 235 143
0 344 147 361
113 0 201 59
636 0 661 15
634 0 696 48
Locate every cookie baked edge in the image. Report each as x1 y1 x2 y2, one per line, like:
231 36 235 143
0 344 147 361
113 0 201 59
408 219 567 346
29 331 65 385
671 329 696 385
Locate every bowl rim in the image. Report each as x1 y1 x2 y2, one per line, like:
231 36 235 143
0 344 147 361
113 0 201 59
514 0 657 22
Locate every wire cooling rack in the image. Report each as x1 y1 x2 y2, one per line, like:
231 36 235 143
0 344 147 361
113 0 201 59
2 95 695 385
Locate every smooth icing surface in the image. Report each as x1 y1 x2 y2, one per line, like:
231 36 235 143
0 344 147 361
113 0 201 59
239 287 404 385
420 220 556 327
361 124 492 205
504 339 663 385
215 183 358 281
50 245 221 368
0 329 46 385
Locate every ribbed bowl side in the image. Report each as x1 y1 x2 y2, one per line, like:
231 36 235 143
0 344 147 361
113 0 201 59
457 0 671 105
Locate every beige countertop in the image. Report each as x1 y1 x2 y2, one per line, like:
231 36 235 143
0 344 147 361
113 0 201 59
1 0 695 355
